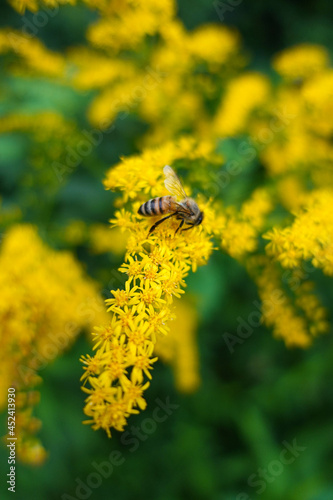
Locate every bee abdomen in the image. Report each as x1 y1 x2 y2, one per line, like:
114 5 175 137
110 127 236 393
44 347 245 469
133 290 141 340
138 196 173 216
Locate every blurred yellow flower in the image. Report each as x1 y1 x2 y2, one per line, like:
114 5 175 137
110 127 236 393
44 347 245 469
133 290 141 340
302 70 333 136
89 225 128 255
264 190 333 275
248 257 328 347
9 0 74 13
0 29 65 77
0 224 109 464
273 44 329 80
214 73 270 136
155 299 200 393
221 189 273 260
187 24 240 69
87 0 174 52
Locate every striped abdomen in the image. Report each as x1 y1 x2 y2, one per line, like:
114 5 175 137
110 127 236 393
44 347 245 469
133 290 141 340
138 196 175 217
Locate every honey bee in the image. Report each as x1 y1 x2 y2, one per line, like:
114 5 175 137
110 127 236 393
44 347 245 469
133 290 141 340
138 165 204 234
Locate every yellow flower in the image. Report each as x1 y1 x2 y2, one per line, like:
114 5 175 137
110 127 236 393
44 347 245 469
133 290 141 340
91 317 122 353
81 146 215 437
187 24 240 69
80 354 103 384
247 256 327 347
89 224 128 255
264 190 333 275
273 44 329 80
214 73 270 136
0 29 65 77
8 0 75 14
87 0 174 53
155 299 200 393
106 281 139 309
129 344 159 384
220 190 273 260
0 224 109 464
302 70 333 137
63 220 87 246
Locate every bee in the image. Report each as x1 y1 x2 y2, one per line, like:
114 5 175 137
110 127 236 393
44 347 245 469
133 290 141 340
138 165 204 234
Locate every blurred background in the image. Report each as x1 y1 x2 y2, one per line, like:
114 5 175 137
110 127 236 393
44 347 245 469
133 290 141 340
1 1 333 499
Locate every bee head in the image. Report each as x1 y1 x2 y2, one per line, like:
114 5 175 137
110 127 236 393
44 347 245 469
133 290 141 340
196 211 204 226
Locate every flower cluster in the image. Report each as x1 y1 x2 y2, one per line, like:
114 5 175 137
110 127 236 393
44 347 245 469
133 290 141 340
247 256 328 347
66 6 240 144
0 29 65 77
264 190 333 275
272 44 329 81
0 225 109 464
249 44 333 187
220 188 273 260
103 136 222 205
81 155 214 437
213 73 270 137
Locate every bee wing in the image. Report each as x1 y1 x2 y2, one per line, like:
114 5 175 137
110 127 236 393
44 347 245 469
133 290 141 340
175 200 193 217
163 165 188 201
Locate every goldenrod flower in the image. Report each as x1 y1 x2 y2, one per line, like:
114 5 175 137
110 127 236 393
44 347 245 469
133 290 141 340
0 225 109 464
214 73 270 136
9 0 75 14
247 256 328 347
81 145 215 437
0 29 65 77
220 189 273 260
273 44 329 80
302 70 333 137
87 0 175 52
155 299 201 393
264 190 333 275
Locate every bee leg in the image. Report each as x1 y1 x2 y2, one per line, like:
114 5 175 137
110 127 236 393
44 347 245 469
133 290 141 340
181 224 195 232
148 213 176 235
175 219 185 234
